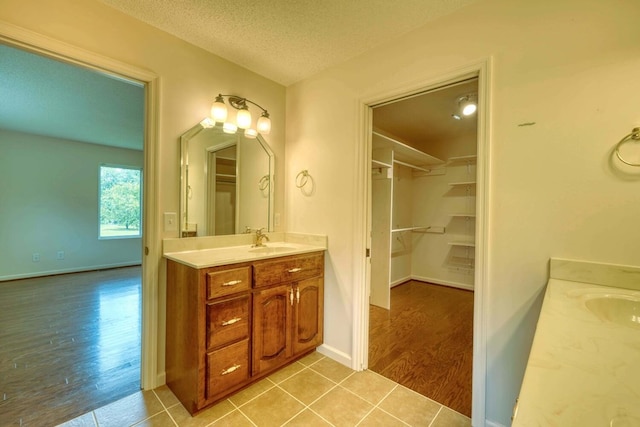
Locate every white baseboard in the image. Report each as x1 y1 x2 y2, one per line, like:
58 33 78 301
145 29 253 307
411 275 474 291
390 276 411 288
0 261 141 282
153 372 166 389
316 344 353 369
485 420 507 427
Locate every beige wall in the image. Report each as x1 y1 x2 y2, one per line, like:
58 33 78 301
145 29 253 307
0 129 143 279
0 0 285 392
286 0 640 424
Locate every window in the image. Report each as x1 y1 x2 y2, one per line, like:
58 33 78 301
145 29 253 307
99 165 142 239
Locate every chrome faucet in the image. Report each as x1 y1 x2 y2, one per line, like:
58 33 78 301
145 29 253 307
254 228 269 247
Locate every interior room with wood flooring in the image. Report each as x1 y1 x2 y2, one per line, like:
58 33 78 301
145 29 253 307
368 280 474 417
0 267 142 427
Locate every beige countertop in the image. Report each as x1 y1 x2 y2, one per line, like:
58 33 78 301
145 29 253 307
513 259 640 426
162 232 327 269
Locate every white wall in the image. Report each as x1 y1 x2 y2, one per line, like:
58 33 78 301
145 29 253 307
412 134 477 289
286 0 640 424
0 129 143 280
0 0 286 388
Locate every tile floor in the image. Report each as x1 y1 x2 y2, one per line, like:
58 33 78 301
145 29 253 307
57 352 471 427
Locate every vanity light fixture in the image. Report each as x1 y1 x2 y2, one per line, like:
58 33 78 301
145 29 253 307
451 94 478 120
211 94 272 136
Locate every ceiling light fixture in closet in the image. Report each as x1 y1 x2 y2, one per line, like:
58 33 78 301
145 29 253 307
451 94 478 120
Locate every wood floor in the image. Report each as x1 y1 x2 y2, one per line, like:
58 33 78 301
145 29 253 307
0 267 142 427
368 280 473 416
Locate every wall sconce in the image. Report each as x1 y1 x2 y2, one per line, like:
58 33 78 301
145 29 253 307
451 94 478 120
211 94 271 138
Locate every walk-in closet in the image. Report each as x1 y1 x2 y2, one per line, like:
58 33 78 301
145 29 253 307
368 77 478 416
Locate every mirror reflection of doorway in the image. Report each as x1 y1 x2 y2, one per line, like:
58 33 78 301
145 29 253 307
368 77 478 417
207 145 238 235
0 42 144 426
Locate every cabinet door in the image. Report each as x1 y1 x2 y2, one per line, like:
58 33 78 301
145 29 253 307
292 277 324 355
252 284 292 375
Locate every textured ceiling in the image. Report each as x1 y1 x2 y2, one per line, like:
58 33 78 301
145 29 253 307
1 1 478 151
0 43 144 150
99 0 477 86
373 78 478 154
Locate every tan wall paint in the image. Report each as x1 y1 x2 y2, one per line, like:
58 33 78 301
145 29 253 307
0 129 143 279
286 0 640 424
0 0 285 389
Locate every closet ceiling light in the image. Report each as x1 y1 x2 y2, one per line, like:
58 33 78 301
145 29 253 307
210 94 271 135
452 94 478 120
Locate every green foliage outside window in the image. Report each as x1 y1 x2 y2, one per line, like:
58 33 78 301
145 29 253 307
99 165 142 238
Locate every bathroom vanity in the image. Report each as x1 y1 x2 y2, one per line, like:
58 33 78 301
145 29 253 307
513 258 640 426
164 237 325 415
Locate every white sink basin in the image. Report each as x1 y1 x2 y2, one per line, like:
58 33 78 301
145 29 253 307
583 294 640 329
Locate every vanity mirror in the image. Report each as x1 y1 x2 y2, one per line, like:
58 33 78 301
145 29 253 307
180 118 274 237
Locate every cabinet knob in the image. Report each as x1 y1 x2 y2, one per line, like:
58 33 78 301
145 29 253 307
222 280 242 287
221 317 242 326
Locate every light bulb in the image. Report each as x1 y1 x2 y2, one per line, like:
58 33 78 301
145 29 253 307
462 103 477 116
257 112 271 135
223 122 237 134
211 95 228 123
236 107 252 129
244 128 258 139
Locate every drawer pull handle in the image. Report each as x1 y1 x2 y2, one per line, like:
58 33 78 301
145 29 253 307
222 280 242 287
221 317 242 326
220 364 241 376
296 287 300 303
290 287 294 306
288 268 302 273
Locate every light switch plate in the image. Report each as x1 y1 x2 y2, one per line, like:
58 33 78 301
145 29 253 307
164 212 178 232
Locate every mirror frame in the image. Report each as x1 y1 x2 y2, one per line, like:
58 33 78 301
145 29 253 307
180 118 274 237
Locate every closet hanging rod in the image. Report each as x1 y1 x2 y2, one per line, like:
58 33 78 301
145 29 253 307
393 159 431 173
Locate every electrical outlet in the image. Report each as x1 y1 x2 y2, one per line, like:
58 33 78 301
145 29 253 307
57 251 65 260
32 253 40 262
274 213 281 227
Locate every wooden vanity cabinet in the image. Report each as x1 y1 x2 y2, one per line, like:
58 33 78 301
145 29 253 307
166 251 324 415
166 260 252 414
252 253 324 376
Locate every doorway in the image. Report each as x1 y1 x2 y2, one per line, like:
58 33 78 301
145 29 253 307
367 78 478 416
0 29 159 425
356 61 490 426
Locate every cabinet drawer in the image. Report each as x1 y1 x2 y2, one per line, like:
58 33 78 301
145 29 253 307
206 339 249 399
206 295 250 349
253 252 324 288
206 266 250 299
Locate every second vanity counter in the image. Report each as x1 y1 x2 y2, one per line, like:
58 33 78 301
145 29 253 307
513 259 640 426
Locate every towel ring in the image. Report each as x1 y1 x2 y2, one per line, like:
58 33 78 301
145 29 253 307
615 127 640 167
258 175 270 191
296 170 310 188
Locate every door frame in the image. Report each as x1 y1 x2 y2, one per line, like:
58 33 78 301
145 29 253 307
352 58 492 426
0 21 161 390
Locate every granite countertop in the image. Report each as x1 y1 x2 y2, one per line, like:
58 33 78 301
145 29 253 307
513 259 640 426
162 232 327 269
